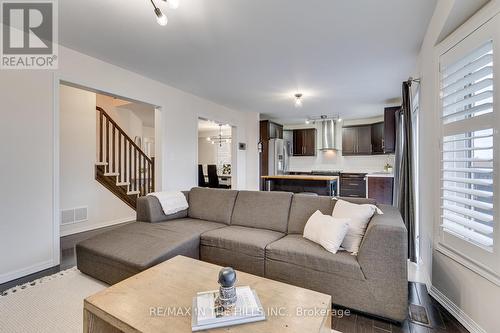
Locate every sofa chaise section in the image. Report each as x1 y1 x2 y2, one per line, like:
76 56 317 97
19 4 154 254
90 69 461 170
76 189 236 285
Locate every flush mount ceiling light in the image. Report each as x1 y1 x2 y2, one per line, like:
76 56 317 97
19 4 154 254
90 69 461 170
294 93 303 108
150 0 179 26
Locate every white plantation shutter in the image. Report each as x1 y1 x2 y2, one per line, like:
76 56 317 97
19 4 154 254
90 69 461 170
441 41 494 124
440 39 496 251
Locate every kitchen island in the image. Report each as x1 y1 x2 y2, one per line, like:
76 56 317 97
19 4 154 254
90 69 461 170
261 175 338 196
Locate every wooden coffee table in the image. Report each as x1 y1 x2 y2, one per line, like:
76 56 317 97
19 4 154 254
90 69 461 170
84 256 332 332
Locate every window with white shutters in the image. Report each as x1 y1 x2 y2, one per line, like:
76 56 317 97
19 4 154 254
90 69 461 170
440 40 495 252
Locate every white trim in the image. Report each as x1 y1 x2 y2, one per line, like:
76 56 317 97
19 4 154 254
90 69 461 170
52 74 61 267
436 2 500 57
0 260 54 285
436 243 500 286
429 286 487 333
60 216 134 237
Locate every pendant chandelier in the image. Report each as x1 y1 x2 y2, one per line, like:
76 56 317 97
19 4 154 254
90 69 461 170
206 125 231 147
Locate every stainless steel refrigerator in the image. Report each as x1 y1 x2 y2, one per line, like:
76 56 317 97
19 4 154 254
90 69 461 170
268 138 288 175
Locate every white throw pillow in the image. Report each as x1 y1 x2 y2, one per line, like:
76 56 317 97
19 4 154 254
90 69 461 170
303 210 350 254
331 199 383 254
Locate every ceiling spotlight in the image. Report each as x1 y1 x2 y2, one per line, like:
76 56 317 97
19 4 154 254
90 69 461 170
305 119 310 124
338 118 343 122
151 0 168 26
294 93 303 108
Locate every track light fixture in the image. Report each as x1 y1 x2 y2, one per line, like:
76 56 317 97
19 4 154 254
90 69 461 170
150 0 179 26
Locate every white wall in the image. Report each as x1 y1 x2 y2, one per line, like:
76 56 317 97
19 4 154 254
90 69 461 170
285 116 395 173
0 45 259 284
416 1 500 332
59 85 135 236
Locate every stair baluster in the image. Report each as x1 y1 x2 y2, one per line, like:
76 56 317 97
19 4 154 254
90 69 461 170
94 106 154 210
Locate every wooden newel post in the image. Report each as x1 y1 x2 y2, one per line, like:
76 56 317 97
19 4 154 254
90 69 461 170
151 157 155 192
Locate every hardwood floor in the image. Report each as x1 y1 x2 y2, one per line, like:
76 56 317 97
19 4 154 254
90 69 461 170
332 282 468 333
1 226 468 333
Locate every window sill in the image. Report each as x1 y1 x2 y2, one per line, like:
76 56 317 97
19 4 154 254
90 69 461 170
436 242 500 287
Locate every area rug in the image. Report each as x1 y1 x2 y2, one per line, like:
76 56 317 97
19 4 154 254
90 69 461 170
0 267 342 333
0 267 108 333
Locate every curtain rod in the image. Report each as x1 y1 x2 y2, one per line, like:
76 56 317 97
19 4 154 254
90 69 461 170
407 77 421 84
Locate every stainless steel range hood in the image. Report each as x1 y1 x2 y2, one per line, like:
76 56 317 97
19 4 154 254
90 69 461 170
320 119 337 151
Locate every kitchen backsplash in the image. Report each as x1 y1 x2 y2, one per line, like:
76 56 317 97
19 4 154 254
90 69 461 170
288 153 395 173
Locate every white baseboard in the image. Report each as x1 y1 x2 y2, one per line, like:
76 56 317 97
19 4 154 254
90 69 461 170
429 286 486 333
0 259 54 285
60 216 134 237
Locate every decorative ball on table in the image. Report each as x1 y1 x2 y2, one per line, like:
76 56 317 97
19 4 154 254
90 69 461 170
217 267 237 310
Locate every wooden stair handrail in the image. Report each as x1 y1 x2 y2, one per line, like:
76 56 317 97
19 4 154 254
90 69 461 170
95 106 155 208
96 106 153 165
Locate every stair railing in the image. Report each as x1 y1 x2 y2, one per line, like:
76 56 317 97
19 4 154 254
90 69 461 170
96 106 155 196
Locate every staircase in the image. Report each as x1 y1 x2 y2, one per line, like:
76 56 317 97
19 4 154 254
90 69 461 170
95 106 154 210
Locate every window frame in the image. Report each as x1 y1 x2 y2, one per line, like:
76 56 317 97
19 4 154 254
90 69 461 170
435 13 500 286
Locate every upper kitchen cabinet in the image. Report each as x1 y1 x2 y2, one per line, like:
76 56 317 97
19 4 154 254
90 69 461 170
341 108 398 156
371 122 384 154
342 125 372 155
383 106 400 154
260 120 283 141
293 128 316 156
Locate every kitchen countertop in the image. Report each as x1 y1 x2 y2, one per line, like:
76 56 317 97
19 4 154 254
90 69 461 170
261 175 339 181
365 173 394 178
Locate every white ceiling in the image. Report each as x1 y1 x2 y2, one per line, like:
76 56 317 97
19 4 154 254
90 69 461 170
108 96 156 127
59 0 437 123
198 119 231 133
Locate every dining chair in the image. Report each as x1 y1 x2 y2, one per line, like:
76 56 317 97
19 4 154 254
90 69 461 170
198 164 207 187
207 164 220 188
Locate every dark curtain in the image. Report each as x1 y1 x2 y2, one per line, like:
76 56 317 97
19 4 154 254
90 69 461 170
395 81 416 263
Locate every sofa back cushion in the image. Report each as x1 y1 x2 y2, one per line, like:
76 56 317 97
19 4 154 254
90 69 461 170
333 196 377 206
287 194 334 234
231 191 292 233
188 187 238 224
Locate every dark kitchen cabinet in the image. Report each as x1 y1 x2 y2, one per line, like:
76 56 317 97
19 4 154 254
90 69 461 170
260 120 283 141
384 107 400 154
259 120 284 190
342 127 357 155
371 122 384 154
342 125 372 156
293 128 316 156
367 176 394 205
340 173 367 198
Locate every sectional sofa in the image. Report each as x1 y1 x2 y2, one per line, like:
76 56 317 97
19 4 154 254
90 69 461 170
76 187 408 322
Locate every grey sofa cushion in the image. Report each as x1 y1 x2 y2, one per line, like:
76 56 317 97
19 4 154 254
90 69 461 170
287 194 334 234
188 187 238 224
136 192 189 223
76 219 225 284
265 234 365 280
200 225 284 276
230 191 292 233
201 226 284 257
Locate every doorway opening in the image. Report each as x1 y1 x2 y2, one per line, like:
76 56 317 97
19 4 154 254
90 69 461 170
58 82 158 266
197 118 233 189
